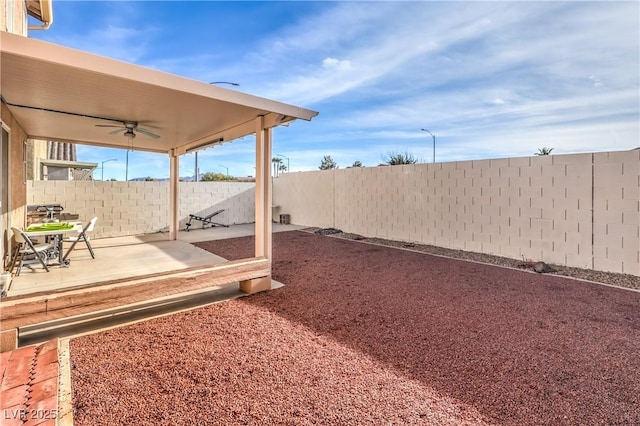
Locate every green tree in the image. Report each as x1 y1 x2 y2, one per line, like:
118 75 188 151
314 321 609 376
144 176 154 181
382 150 419 165
319 155 338 170
351 160 363 168
535 147 554 156
201 172 235 181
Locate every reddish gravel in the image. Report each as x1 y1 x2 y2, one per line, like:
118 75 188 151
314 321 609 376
70 231 640 425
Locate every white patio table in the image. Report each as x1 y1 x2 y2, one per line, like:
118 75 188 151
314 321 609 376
25 222 82 267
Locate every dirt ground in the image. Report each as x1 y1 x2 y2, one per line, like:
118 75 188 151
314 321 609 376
70 231 640 425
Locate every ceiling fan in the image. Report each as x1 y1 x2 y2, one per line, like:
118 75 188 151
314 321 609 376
95 121 160 139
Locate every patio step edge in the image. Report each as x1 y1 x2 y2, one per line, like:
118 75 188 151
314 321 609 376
17 283 250 346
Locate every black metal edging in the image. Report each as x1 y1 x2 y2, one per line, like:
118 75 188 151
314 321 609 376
18 287 246 347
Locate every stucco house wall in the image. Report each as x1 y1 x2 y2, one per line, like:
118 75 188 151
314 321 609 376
1 103 28 236
1 1 29 35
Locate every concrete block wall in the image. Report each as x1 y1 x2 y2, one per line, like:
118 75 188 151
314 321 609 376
274 150 639 275
179 182 255 229
593 150 640 274
272 172 335 229
26 181 255 238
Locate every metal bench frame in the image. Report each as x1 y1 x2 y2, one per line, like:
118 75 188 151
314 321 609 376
185 209 229 231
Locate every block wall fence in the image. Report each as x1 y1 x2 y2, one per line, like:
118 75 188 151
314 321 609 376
25 150 639 275
27 181 255 238
273 150 639 275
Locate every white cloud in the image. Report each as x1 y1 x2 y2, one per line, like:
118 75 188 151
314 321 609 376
589 75 603 87
322 57 352 71
245 1 637 108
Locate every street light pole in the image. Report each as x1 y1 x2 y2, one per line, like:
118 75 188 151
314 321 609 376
421 129 436 163
218 164 229 177
276 154 290 173
194 152 199 182
101 158 117 181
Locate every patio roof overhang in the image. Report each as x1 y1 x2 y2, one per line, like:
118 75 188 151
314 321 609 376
26 0 53 30
0 31 318 154
39 159 98 170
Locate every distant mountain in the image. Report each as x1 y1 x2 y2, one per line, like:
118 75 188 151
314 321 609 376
128 177 168 181
127 175 257 182
128 175 202 182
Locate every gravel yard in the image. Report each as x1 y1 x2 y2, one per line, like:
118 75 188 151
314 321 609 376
305 227 640 291
71 230 640 425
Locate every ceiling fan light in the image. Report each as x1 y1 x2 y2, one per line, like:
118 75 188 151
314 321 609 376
124 130 136 138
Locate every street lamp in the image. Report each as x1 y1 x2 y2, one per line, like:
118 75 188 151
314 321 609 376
101 158 117 181
218 164 229 177
209 81 240 86
421 129 436 163
194 152 199 182
125 151 131 182
276 154 290 173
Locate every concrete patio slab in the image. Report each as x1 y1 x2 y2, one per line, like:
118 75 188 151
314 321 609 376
5 223 303 298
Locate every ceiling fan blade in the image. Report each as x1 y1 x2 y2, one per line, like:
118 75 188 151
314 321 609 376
137 127 160 139
95 124 123 128
109 128 125 135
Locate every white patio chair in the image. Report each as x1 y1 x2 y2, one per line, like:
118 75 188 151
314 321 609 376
63 216 98 260
9 227 52 276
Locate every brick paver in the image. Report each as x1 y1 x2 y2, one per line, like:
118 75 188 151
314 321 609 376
1 339 59 425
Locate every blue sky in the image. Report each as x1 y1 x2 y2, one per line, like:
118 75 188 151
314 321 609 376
30 1 639 180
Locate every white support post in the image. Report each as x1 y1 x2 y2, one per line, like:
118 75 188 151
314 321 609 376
168 150 179 241
240 116 272 294
263 127 273 260
254 116 273 260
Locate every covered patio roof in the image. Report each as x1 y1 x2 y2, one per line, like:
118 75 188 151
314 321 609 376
0 31 318 154
0 30 318 312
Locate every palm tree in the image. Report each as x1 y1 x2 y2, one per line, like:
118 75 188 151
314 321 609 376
535 147 554 156
272 157 283 177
